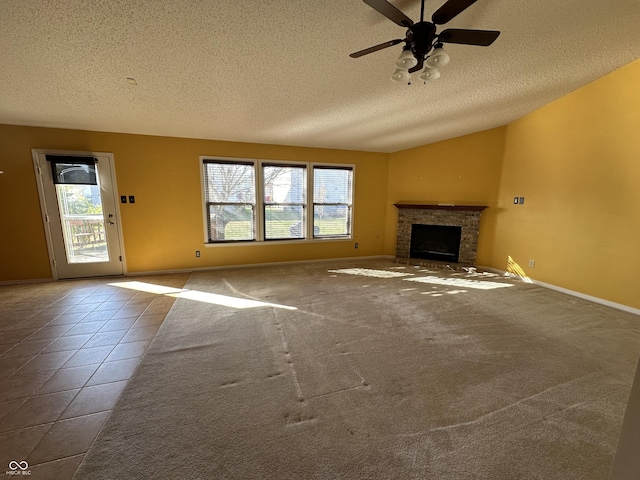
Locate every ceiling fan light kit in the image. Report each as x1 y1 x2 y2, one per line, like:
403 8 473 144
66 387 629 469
425 44 450 67
395 48 419 69
391 68 412 82
351 0 500 85
419 67 441 81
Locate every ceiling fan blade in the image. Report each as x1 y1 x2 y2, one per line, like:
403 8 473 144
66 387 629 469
350 38 404 58
438 28 500 46
432 0 478 25
408 57 424 74
363 0 413 27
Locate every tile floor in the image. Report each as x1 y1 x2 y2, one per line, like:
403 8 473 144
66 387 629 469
0 273 189 479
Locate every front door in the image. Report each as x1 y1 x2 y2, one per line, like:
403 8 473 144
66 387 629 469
33 150 124 279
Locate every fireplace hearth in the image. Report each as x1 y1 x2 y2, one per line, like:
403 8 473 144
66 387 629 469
394 204 487 266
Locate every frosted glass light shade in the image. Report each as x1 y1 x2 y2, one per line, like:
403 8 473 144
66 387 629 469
425 48 450 67
391 68 411 83
395 49 418 69
419 67 440 81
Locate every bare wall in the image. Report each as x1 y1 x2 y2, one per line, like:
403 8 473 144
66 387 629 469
490 59 640 309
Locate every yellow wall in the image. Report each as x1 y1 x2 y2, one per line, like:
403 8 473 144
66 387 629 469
490 59 640 309
384 127 507 264
0 125 389 281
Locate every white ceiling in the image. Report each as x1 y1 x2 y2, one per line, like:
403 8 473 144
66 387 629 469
2 0 640 153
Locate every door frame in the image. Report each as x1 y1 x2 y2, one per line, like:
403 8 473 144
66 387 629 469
32 149 127 280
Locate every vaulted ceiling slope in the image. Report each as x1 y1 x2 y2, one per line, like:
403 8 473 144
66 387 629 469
2 0 640 153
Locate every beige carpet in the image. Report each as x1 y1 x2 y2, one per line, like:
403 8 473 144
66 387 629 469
73 259 640 479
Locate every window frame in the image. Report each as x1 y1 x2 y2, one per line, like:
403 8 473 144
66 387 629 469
200 156 354 245
261 161 308 241
311 164 354 240
201 157 258 243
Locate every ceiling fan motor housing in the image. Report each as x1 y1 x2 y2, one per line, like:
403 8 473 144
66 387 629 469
406 22 437 60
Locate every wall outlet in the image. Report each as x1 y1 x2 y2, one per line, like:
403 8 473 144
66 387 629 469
195 250 200 258
528 259 535 268
354 243 359 249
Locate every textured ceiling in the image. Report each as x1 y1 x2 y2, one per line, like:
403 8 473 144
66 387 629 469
2 0 640 153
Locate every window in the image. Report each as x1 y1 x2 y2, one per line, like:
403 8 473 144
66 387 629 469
203 160 256 242
313 166 353 238
202 158 353 243
263 164 307 240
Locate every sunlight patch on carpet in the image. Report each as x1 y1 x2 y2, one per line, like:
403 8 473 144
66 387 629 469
329 268 414 278
109 281 296 310
404 276 514 290
168 290 297 310
421 289 469 296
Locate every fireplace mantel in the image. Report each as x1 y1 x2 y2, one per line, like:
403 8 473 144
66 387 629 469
394 203 487 212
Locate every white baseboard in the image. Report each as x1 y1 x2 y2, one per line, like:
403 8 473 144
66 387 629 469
478 265 640 317
125 255 396 277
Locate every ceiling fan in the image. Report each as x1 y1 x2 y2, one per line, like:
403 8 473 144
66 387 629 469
350 0 500 83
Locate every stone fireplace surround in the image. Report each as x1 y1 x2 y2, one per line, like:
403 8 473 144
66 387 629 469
395 204 487 266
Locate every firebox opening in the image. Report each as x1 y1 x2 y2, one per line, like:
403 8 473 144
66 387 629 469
410 224 462 263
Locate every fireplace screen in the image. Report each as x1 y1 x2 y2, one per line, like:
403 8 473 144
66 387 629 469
410 224 462 263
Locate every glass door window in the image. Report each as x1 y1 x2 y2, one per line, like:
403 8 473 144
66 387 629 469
55 184 108 264
48 157 109 264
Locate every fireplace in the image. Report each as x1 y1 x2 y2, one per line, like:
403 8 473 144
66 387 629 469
394 204 487 266
410 224 462 263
